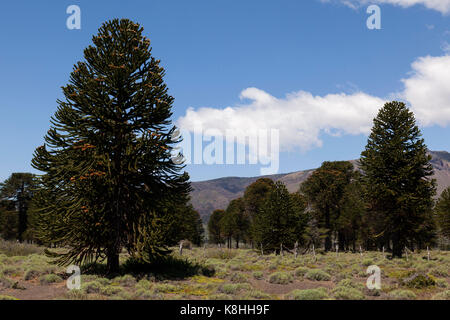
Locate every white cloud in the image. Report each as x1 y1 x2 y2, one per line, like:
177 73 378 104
177 89 385 151
402 55 450 126
326 0 450 14
177 54 450 151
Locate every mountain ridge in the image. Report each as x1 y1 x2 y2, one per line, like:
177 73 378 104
190 150 450 222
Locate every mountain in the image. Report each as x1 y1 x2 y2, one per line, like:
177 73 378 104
190 150 450 222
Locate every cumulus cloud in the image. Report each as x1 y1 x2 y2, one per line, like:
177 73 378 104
403 55 450 126
177 89 385 151
324 0 450 14
177 53 450 151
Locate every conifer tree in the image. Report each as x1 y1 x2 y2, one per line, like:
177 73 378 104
31 19 190 273
300 161 354 251
0 199 18 240
208 209 225 245
360 101 436 258
221 198 249 249
163 203 204 246
252 182 299 254
0 173 37 242
243 178 275 245
436 187 450 239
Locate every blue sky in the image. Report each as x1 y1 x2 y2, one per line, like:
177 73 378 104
0 0 449 182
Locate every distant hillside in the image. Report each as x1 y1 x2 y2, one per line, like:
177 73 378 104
190 150 450 222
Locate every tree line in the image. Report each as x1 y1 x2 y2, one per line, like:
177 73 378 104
208 102 450 258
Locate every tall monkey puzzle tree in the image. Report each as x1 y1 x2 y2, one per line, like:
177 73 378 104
360 101 436 258
31 19 190 274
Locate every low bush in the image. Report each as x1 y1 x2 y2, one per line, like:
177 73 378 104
431 290 450 300
294 267 309 278
268 272 293 285
39 274 63 285
388 289 417 300
305 269 331 281
288 288 329 300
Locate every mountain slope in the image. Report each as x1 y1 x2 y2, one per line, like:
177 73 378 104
190 151 450 222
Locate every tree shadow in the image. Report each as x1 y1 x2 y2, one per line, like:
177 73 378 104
81 255 215 280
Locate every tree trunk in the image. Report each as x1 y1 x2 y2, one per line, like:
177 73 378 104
324 208 332 251
107 250 120 275
392 233 403 258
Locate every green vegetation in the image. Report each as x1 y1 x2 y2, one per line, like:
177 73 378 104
268 272 293 284
0 242 448 300
288 288 329 300
305 269 331 281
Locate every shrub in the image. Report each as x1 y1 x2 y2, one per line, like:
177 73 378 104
294 267 309 278
219 283 251 294
402 273 435 289
388 289 417 300
0 275 14 288
0 240 43 256
431 290 450 300
100 285 124 296
82 281 103 294
362 258 374 267
64 290 88 300
205 249 238 260
305 269 331 281
135 288 162 299
230 273 248 283
253 271 264 280
430 267 448 277
244 290 272 299
209 293 233 300
435 278 448 288
112 274 136 287
288 288 329 300
135 279 152 290
335 279 365 290
153 283 181 294
332 286 365 300
268 272 293 285
39 274 63 285
0 295 18 300
1 266 21 277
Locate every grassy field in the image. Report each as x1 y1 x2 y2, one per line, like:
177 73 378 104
0 240 449 300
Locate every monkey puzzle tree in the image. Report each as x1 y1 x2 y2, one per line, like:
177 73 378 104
436 187 450 239
252 182 300 254
243 178 275 245
0 173 37 242
360 101 436 258
31 19 190 274
208 209 225 245
300 161 354 251
221 198 249 249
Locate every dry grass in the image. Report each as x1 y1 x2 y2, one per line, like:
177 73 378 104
0 241 449 300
